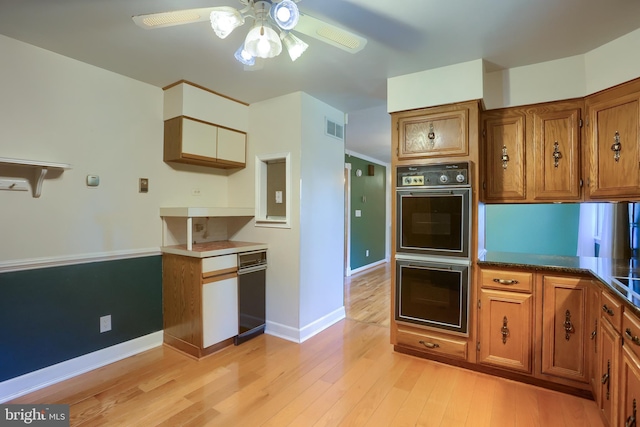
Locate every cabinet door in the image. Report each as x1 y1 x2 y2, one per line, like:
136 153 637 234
182 117 218 159
202 276 238 348
531 105 582 201
541 275 589 383
397 108 468 159
482 111 526 201
588 286 601 400
620 345 640 427
587 92 640 199
217 127 246 165
598 319 620 427
478 289 533 373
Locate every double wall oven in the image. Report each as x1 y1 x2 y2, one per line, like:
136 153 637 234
395 162 472 334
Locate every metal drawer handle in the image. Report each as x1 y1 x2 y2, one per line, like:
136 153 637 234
564 310 574 341
552 141 563 168
612 131 622 162
602 360 611 400
625 328 640 346
418 340 440 349
627 398 637 427
501 145 510 169
493 278 519 285
501 316 510 344
602 304 615 316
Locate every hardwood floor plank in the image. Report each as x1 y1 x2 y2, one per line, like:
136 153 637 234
8 264 606 427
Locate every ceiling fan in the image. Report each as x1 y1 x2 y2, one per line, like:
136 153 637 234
132 0 367 68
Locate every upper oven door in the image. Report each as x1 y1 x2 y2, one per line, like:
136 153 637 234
396 187 470 258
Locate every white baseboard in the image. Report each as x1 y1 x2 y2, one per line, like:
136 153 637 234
0 331 163 403
265 306 346 343
350 259 387 275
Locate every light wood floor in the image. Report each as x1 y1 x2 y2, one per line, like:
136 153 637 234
11 263 604 426
345 262 391 327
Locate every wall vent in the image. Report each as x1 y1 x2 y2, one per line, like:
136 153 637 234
325 118 344 140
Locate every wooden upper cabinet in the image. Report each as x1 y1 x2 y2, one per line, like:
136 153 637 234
586 81 640 200
164 116 246 169
396 104 469 160
482 109 526 201
481 100 583 203
531 103 582 201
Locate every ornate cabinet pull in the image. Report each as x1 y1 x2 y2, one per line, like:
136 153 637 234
627 398 637 427
427 123 436 148
493 278 519 285
612 131 622 162
601 360 611 400
501 316 510 344
552 141 563 168
602 304 614 316
625 328 640 346
501 145 509 169
564 310 574 341
419 340 440 349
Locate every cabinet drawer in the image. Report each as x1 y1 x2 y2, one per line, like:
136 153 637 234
623 310 640 359
480 269 533 293
202 254 237 278
601 290 623 332
396 327 467 360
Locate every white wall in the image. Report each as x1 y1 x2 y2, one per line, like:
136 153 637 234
228 93 303 338
228 92 346 342
0 35 230 263
387 59 484 113
298 94 345 330
585 27 640 95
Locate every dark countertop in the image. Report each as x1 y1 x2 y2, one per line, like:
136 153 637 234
478 251 640 313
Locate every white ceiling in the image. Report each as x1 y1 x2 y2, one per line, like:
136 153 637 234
1 0 639 164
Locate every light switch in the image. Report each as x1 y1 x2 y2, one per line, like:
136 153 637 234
355 210 362 217
87 175 100 187
275 191 283 204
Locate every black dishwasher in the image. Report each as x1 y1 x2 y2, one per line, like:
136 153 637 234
234 250 267 345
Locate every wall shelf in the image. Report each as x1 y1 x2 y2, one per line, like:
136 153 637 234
0 157 72 198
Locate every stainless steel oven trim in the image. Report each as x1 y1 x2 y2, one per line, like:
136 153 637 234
396 187 471 258
395 259 470 335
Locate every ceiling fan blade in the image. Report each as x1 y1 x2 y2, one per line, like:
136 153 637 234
293 13 367 54
132 7 219 29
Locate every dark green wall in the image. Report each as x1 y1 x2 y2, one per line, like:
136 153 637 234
0 256 162 382
347 155 386 270
485 204 580 256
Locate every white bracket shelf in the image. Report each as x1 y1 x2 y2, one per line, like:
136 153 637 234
0 157 72 198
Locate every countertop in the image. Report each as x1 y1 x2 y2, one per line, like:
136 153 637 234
161 241 267 258
478 251 640 313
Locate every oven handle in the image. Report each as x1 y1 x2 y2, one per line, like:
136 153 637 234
407 264 453 270
407 190 455 195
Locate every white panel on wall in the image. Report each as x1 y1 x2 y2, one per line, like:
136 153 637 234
585 28 640 95
387 59 484 113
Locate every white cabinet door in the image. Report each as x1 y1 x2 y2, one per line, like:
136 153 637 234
182 118 218 159
202 276 238 348
217 127 246 164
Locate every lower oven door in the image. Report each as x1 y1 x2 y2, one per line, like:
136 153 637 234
395 258 469 334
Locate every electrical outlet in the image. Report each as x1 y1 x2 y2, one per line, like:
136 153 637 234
366 250 370 257
139 178 148 193
100 315 112 333
192 188 201 196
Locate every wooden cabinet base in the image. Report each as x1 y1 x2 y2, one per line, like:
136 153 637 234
164 333 234 359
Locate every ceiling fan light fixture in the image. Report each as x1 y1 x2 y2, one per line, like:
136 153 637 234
244 22 282 58
270 0 300 30
234 43 256 66
210 7 245 39
281 32 308 61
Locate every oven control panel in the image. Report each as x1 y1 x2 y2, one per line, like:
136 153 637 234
397 162 469 187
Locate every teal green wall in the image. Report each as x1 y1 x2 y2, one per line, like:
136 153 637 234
0 256 162 382
485 204 580 256
347 155 386 270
